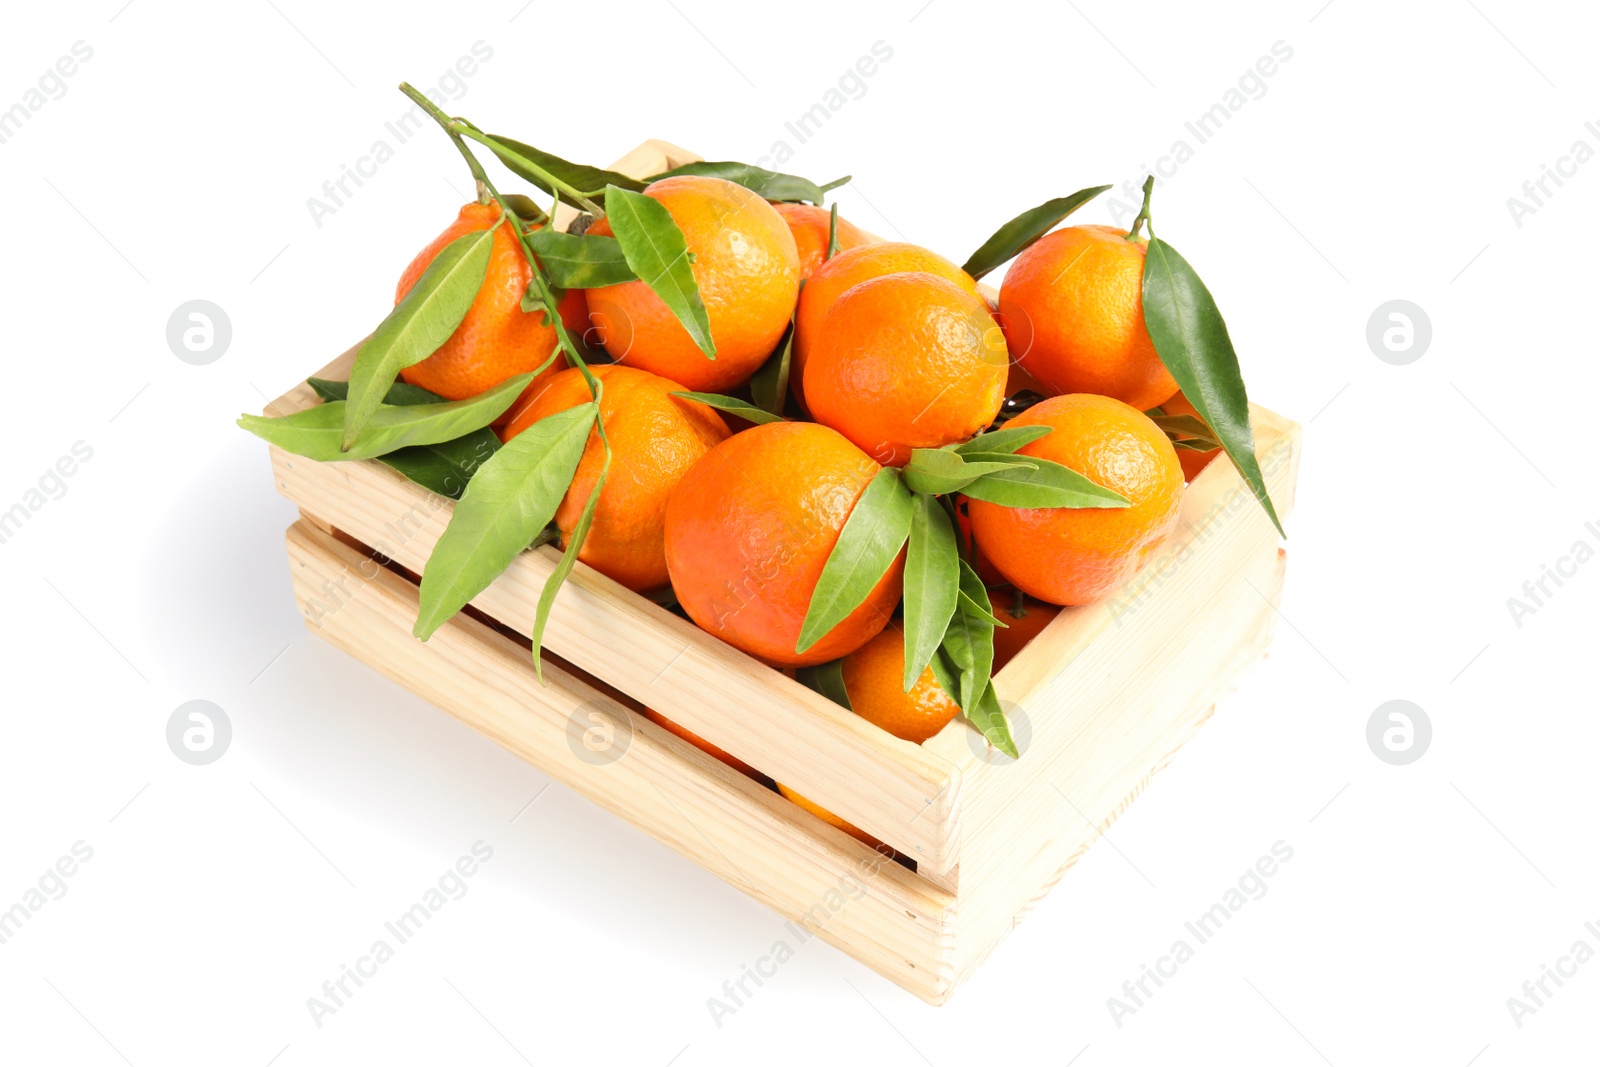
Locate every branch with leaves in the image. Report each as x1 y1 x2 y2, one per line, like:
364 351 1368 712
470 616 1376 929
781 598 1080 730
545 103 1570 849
240 80 1281 764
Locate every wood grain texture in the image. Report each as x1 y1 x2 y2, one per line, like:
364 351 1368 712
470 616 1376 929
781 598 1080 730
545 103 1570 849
287 520 959 1001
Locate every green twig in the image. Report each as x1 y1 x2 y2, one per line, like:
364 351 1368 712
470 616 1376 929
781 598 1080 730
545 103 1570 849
398 82 492 201
1125 175 1156 241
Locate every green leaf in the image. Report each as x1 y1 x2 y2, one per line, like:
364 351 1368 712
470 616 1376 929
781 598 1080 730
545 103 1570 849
524 229 637 289
960 186 1112 281
483 134 646 206
957 588 1008 628
902 447 1036 496
501 193 547 221
343 227 494 449
650 160 828 204
960 455 1132 509
308 377 444 407
926 647 963 708
372 436 500 499
941 559 995 716
1147 412 1214 439
968 682 1019 760
412 403 597 640
954 425 1053 456
1173 437 1220 453
530 454 608 683
902 494 960 691
605 185 716 358
747 315 797 418
670 391 785 425
796 468 913 655
239 373 533 463
796 659 852 711
307 377 498 498
1142 236 1284 537
826 202 841 260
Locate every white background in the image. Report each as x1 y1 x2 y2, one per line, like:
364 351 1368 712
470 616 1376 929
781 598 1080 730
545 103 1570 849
1 1 1596 1064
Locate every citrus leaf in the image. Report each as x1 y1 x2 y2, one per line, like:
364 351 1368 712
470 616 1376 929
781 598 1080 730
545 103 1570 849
926 647 963 708
903 447 1036 496
797 468 912 655
483 134 645 206
530 453 608 683
239 373 533 463
1173 437 1221 453
605 185 716 358
941 559 995 716
748 315 796 417
306 378 496 498
372 437 500 499
902 493 960 691
968 681 1019 760
412 403 597 641
343 227 494 449
826 203 841 260
524 229 637 289
961 455 1131 509
650 160 828 204
1147 413 1214 439
954 424 1053 456
961 185 1112 281
670 391 785 425
308 377 444 407
1142 236 1284 536
501 193 547 221
796 659 852 711
957 588 1008 628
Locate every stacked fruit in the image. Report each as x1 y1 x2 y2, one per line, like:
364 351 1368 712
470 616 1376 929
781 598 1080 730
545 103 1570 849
243 83 1282 818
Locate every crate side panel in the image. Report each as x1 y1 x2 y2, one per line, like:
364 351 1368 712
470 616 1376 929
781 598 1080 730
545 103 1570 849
285 521 958 1001
270 449 961 871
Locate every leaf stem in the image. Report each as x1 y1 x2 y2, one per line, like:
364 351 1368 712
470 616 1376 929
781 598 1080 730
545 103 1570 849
398 82 492 199
1125 175 1156 241
453 126 605 216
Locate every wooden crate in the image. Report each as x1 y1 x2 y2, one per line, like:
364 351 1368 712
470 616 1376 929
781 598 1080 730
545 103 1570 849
262 140 1302 1004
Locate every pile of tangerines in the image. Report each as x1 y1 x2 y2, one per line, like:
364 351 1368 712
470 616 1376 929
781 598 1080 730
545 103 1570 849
246 84 1279 853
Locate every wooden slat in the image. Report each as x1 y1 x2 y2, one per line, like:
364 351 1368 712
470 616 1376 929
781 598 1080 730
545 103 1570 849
286 520 959 1001
268 440 961 871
